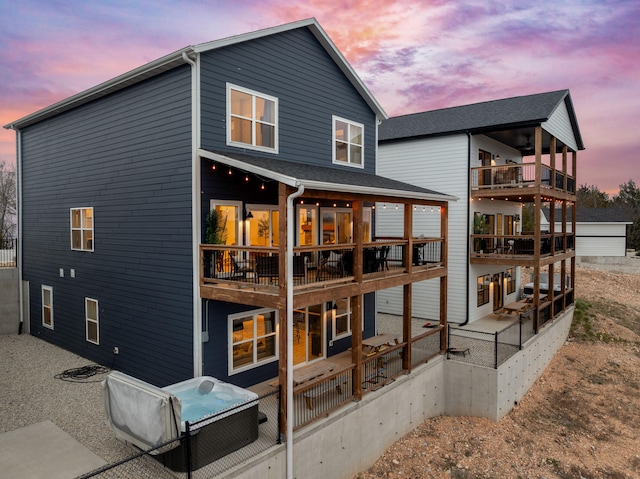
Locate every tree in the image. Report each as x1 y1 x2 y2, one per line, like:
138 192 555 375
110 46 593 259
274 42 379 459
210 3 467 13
0 160 16 248
613 179 640 251
576 184 610 208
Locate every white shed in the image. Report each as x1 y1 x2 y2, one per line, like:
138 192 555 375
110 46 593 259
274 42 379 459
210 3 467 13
542 207 632 259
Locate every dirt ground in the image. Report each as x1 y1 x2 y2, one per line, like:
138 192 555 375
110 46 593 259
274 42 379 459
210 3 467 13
355 257 640 479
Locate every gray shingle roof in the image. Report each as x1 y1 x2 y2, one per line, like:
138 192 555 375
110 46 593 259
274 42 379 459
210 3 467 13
543 207 633 223
201 149 455 202
380 90 583 149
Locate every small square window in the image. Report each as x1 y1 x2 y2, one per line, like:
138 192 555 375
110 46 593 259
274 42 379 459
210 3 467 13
227 84 278 153
71 208 94 251
333 116 363 168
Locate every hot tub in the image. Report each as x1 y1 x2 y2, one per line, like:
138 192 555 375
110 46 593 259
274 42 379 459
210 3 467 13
103 372 259 471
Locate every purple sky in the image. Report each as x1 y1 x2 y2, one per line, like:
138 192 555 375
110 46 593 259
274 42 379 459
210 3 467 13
2 0 638 195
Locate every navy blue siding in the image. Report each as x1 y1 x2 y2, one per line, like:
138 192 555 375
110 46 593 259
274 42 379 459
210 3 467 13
199 27 377 174
20 66 194 386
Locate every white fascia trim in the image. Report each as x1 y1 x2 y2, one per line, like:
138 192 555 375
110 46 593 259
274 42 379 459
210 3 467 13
198 149 299 187
5 50 193 130
300 180 458 202
199 149 457 202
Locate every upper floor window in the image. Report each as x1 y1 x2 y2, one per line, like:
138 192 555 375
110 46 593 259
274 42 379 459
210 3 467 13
227 84 278 153
333 116 363 167
71 208 93 251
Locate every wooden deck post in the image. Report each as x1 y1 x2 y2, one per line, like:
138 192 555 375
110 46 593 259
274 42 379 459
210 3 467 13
277 182 289 439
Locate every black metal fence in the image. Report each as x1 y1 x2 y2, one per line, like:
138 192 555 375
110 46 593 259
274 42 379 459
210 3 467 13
78 389 280 479
446 312 536 369
0 238 16 267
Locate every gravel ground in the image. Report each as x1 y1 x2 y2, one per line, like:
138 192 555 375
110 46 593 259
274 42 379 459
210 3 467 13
0 335 131 464
1 256 639 478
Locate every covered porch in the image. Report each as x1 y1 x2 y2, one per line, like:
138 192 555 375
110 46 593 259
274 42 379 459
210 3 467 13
198 149 453 435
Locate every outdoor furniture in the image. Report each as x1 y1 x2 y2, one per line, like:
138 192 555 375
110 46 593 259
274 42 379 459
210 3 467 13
255 255 279 283
362 333 399 356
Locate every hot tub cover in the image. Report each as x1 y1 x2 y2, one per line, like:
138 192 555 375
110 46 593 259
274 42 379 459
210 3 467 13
103 371 182 452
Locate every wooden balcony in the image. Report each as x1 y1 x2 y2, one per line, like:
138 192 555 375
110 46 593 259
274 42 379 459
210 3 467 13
470 233 575 266
471 162 576 201
200 237 446 309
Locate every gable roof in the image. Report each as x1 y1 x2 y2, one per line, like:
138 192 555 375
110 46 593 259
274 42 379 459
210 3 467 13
5 18 385 130
542 207 632 224
199 149 456 202
379 90 584 151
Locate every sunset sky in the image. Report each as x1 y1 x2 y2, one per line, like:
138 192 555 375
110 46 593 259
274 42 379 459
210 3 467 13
1 0 638 195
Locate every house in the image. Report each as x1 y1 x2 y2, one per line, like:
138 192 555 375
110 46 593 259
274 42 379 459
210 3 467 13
378 90 584 331
542 207 632 262
4 18 453 448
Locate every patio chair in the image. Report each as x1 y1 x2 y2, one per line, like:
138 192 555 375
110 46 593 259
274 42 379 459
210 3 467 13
230 253 253 280
255 255 279 284
316 250 344 280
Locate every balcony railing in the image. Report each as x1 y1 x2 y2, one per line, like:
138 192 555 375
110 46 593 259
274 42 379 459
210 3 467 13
471 163 575 194
470 233 575 257
200 238 444 289
292 326 443 430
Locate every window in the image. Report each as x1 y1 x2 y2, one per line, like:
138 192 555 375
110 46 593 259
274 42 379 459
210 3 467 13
333 116 363 167
227 84 277 153
71 208 93 251
332 298 352 339
229 309 278 373
85 298 99 344
477 274 490 306
506 268 516 294
42 286 53 329
247 206 279 247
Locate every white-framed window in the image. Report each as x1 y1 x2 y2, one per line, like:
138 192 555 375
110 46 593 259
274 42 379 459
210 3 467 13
227 83 278 153
506 268 516 294
42 285 53 329
85 298 99 345
331 298 352 339
332 116 363 167
477 274 490 307
229 309 278 374
246 205 279 247
71 207 94 251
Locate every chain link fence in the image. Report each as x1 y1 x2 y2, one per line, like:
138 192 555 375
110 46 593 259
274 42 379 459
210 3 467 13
78 388 280 479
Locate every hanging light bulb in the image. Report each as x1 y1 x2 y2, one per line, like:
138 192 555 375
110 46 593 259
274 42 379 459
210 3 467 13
431 207 434 212
228 168 232 175
422 206 426 212
245 175 249 182
383 204 386 209
261 182 265 190
211 164 216 171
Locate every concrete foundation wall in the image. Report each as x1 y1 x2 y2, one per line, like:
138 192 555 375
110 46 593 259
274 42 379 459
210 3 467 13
0 268 20 335
214 308 575 479
445 306 573 421
223 357 446 479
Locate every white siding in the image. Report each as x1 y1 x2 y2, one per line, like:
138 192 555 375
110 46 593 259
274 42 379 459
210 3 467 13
576 223 628 257
377 135 468 322
542 101 578 152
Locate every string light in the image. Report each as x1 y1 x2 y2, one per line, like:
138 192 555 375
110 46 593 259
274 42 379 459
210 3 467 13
261 182 265 190
211 164 216 171
228 168 232 175
245 175 249 182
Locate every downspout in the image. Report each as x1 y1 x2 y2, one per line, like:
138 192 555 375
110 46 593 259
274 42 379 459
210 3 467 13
286 184 304 479
16 129 23 333
460 131 472 326
182 50 203 376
